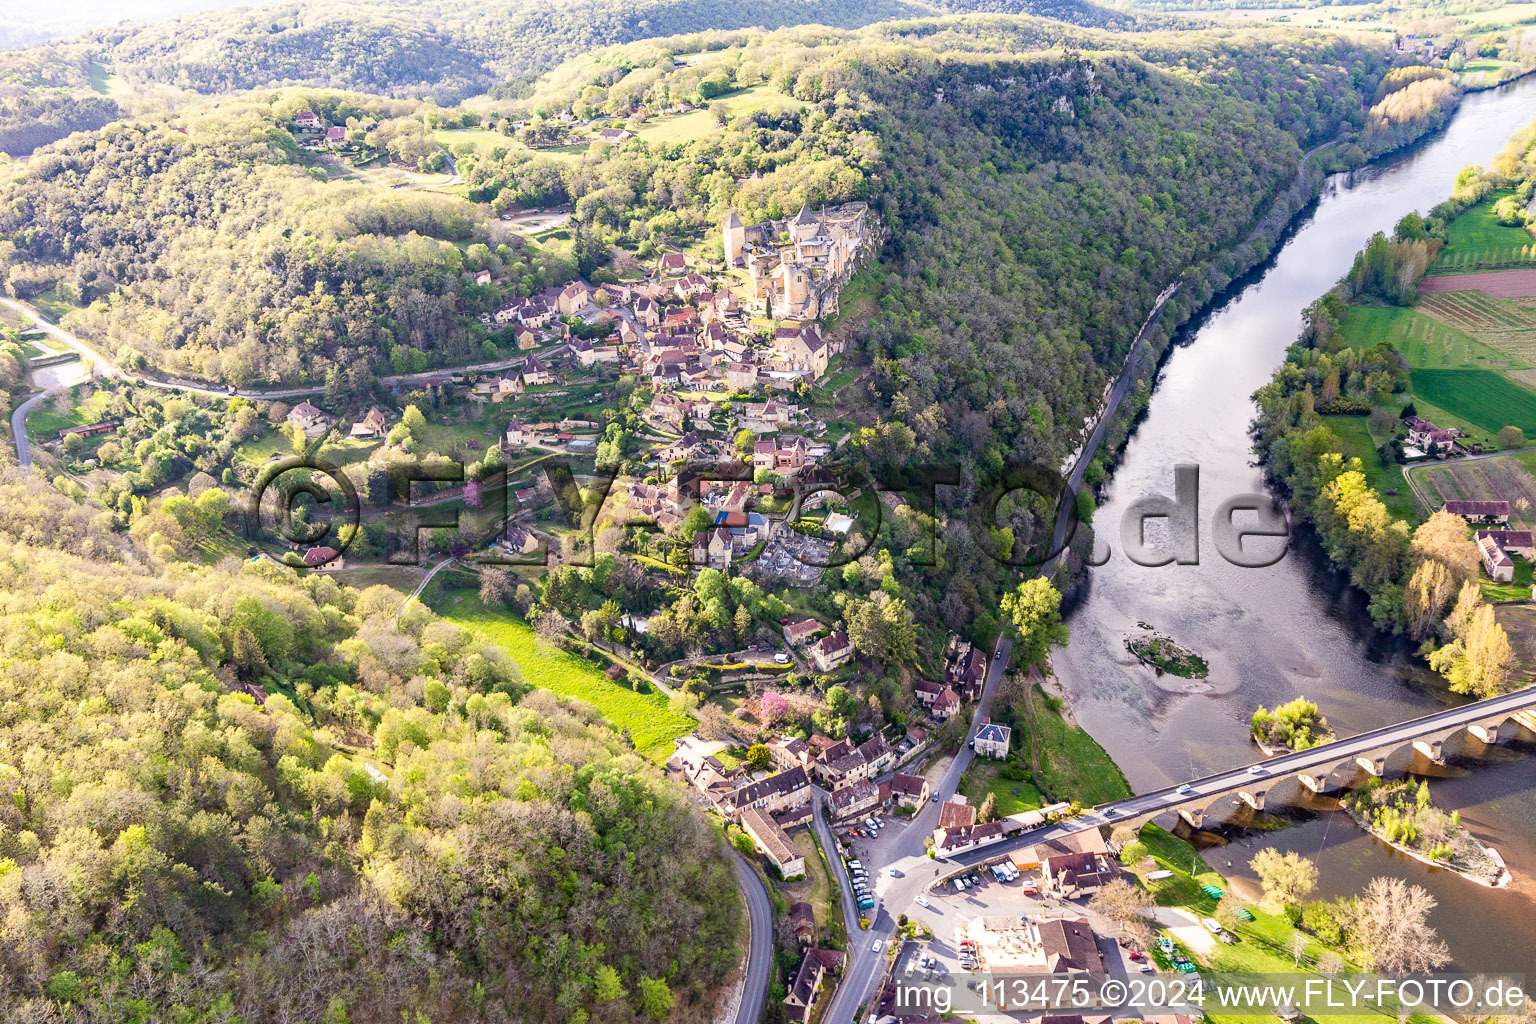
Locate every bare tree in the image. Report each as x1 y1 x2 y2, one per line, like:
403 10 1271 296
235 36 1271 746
1347 876 1450 972
1089 877 1145 922
534 608 569 645
1316 950 1346 975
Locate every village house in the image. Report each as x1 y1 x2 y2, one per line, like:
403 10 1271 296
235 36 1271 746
753 435 813 478
556 281 591 315
595 127 633 144
631 296 658 327
914 679 944 707
650 392 685 428
658 252 688 276
768 736 814 771
1038 918 1108 972
301 545 344 569
931 686 961 721
946 644 989 701
514 325 538 350
784 948 845 1024
1445 499 1511 525
933 819 1019 857
324 125 345 147
693 526 734 569
782 618 822 648
286 401 330 435
718 765 811 820
473 375 521 403
1477 529 1533 581
473 269 492 286
741 398 794 431
348 406 388 440
787 902 816 945
974 719 1012 759
520 355 553 386
675 273 710 300
827 778 881 820
294 110 319 127
1041 852 1118 897
739 807 804 878
726 361 759 389
809 630 854 672
888 772 930 808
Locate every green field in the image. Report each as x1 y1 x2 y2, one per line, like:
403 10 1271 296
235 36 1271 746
1437 191 1536 265
1321 415 1420 521
633 109 720 146
959 760 1045 816
1336 303 1509 369
1409 368 1536 435
1021 684 1131 806
431 587 694 759
1480 557 1535 602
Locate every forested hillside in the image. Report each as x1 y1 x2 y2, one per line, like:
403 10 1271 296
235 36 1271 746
81 0 931 102
0 99 526 388
0 467 739 1023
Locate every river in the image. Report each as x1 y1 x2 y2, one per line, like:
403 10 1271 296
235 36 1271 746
1051 76 1536 974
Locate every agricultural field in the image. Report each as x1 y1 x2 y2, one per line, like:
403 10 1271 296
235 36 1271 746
1416 290 1536 365
430 586 695 759
1409 453 1536 533
1409 368 1536 435
1495 605 1536 673
1336 303 1510 369
1431 192 1536 270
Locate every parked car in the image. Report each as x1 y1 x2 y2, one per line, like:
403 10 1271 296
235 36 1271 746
872 940 883 953
887 867 902 878
1202 918 1224 936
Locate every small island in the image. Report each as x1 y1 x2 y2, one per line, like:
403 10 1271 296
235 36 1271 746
1343 779 1509 887
1124 627 1208 678
1250 696 1334 753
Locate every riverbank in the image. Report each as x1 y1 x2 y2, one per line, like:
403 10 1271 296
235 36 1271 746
1047 73 1536 971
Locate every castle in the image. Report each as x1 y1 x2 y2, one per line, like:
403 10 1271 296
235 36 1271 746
723 202 873 320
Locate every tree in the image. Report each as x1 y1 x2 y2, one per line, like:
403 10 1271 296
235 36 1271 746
535 608 569 645
1429 602 1515 698
1251 849 1318 912
977 792 998 823
746 744 772 771
825 685 855 718
759 691 789 725
842 593 918 666
638 976 675 1021
1001 578 1069 669
479 567 516 606
1410 510 1480 584
1499 425 1526 449
1347 876 1450 972
1404 558 1455 641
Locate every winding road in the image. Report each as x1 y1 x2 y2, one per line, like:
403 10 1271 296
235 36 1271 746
732 853 773 1024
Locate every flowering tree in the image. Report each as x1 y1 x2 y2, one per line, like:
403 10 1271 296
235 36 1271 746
759 690 789 725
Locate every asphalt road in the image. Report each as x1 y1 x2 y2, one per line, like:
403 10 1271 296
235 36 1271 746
10 389 50 467
816 672 1536 1024
732 852 773 1024
1044 283 1178 576
818 636 1013 1024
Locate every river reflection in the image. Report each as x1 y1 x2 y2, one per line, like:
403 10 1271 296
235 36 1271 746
1052 76 1536 973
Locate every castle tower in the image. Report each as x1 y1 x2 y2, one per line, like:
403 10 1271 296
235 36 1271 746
791 202 817 243
723 209 745 264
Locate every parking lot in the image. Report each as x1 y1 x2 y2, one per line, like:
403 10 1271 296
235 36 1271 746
899 866 1135 981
